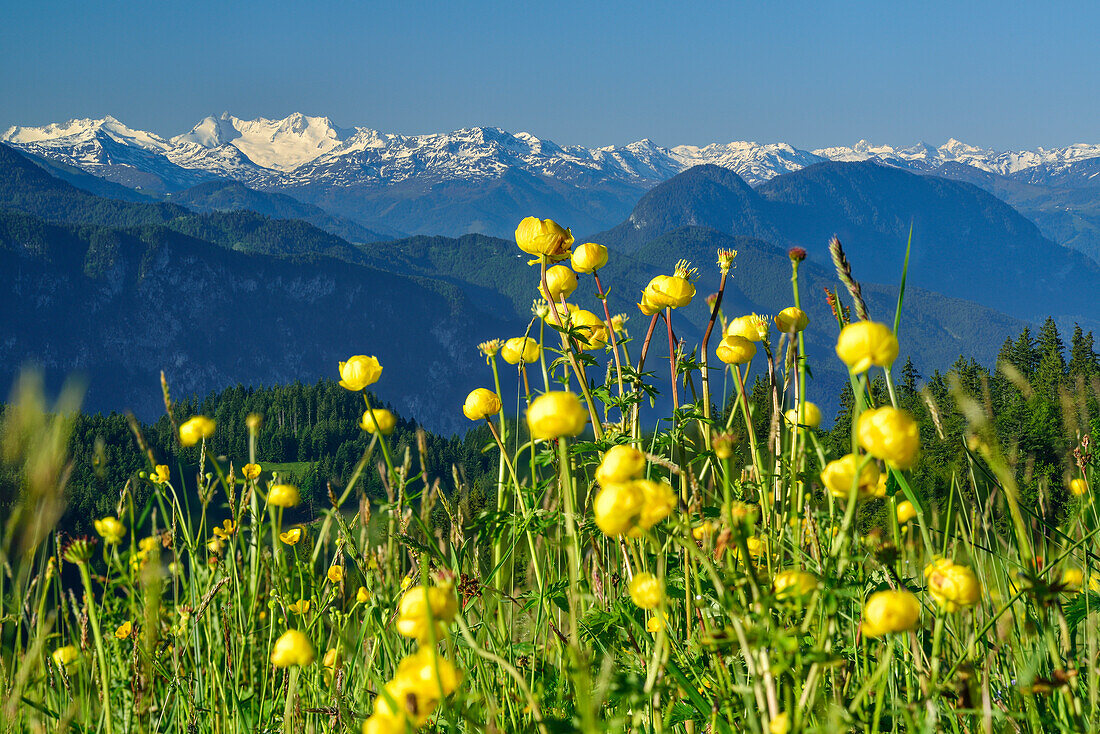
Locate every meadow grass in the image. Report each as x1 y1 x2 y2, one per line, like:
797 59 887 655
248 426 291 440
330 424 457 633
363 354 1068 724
0 223 1097 733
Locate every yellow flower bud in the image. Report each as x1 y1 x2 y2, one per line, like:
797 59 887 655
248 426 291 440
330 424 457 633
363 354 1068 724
279 527 303 545
327 565 344 583
179 416 215 447
820 454 880 501
242 463 261 480
570 309 608 350
896 500 917 524
270 629 315 667
770 712 791 734
628 572 663 609
539 264 578 301
1070 478 1088 496
774 307 809 333
501 337 540 364
924 559 981 611
114 621 133 639
360 408 396 435
52 645 79 668
571 242 608 273
515 217 574 264
784 401 822 429
595 445 646 486
630 479 677 535
641 273 695 310
726 314 769 342
323 648 339 670
356 586 370 604
861 589 920 638
773 570 818 600
338 355 382 391
94 516 126 545
836 321 899 373
716 335 756 365
268 484 301 508
526 392 587 439
395 585 458 641
592 482 645 536
857 406 920 469
362 713 406 734
462 388 502 421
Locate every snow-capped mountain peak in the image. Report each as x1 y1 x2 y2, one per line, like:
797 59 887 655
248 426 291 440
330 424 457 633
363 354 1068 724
170 112 353 171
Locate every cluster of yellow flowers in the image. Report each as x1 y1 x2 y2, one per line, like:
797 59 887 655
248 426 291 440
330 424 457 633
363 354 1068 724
591 446 676 537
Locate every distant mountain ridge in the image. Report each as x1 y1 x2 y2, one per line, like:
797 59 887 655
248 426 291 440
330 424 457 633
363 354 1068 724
4 113 1100 248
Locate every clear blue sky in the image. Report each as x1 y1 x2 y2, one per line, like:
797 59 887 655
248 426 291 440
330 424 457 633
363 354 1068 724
1 0 1095 150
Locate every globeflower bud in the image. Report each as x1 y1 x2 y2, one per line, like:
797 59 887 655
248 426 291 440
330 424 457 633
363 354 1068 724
820 454 880 501
592 482 644 536
629 479 677 536
896 500 917 524
462 388 502 421
338 355 383 391
1070 478 1088 496
924 559 981 611
628 572 663 609
268 484 301 508
501 337 540 364
835 322 899 373
595 445 646 486
571 242 608 273
571 310 608 350
539 265 578 301
515 216 573 264
784 402 822 429
526 392 587 439
270 629 315 667
361 408 397 435
726 314 769 342
395 585 458 641
774 307 809 333
716 335 756 365
861 589 920 638
857 406 920 469
179 416 215 447
94 516 126 545
773 570 818 600
52 645 79 669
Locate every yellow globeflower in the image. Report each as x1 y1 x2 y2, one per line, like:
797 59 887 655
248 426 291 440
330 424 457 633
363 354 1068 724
571 309 609 350
150 464 170 484
527 392 588 439
820 454 880 501
361 408 397 435
773 570 818 600
94 516 126 545
52 645 79 669
641 271 695 310
896 500 917 524
242 463 261 480
539 264 578 301
1070 478 1088 496
396 585 458 641
356 586 371 604
279 527 303 545
861 589 921 638
716 335 756 365
857 406 920 469
501 336 540 365
114 621 133 639
270 629 315 667
592 482 645 537
462 388 502 421
630 479 677 534
774 307 809 333
338 355 383 391
515 216 574 264
924 559 981 612
784 401 822 429
268 484 301 508
595 445 646 486
835 321 899 373
376 648 462 727
726 314 769 342
362 713 405 734
637 291 663 316
571 242 608 273
628 572 663 610
179 416 215 447
327 565 344 583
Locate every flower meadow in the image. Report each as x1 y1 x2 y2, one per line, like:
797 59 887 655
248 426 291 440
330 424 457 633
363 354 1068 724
1 216 1098 734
